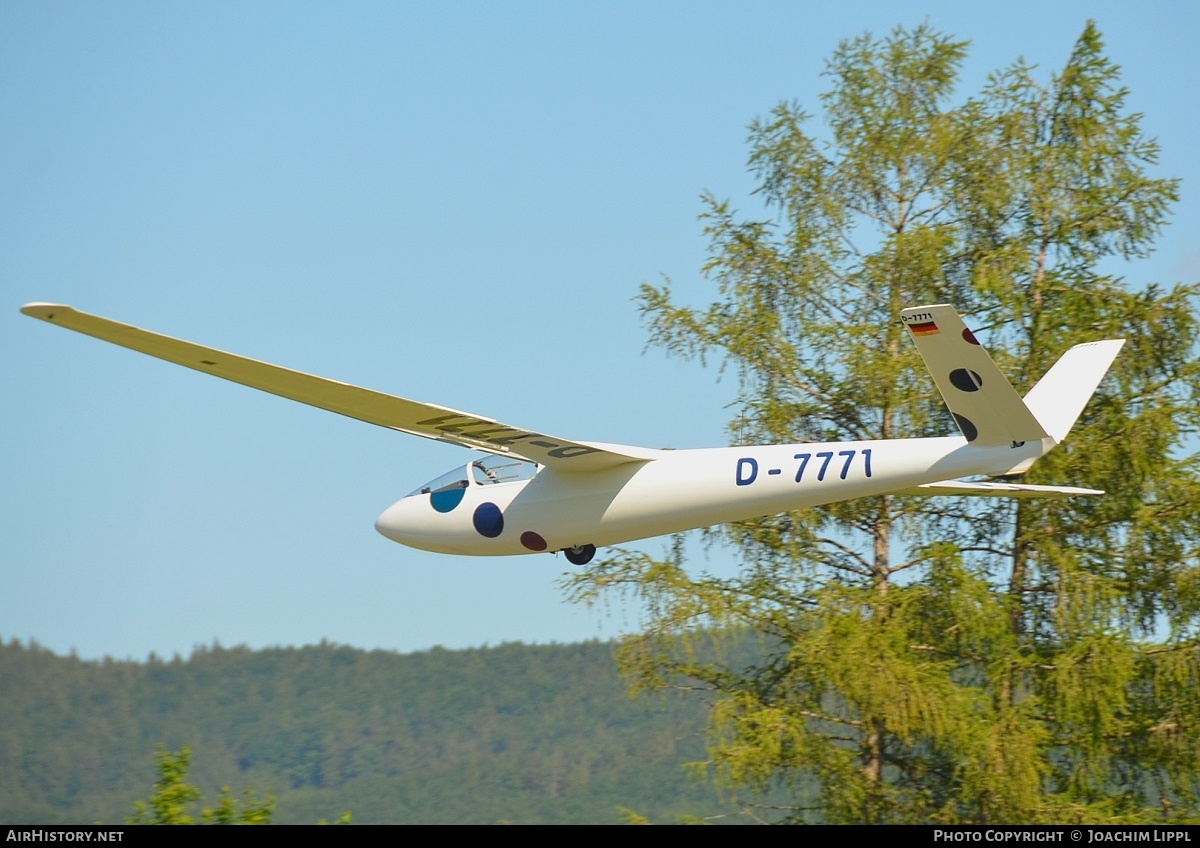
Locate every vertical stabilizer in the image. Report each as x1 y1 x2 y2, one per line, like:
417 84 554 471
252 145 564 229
900 305 1049 447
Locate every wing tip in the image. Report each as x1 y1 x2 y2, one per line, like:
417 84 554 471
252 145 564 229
20 302 72 320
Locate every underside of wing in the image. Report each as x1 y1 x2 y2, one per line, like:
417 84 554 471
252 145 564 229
20 303 658 472
897 479 1104 498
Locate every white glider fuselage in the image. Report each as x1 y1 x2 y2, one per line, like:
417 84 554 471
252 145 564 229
375 435 1043 555
20 301 1124 564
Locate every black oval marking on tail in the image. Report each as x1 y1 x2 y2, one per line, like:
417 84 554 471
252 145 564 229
949 368 983 392
952 413 979 442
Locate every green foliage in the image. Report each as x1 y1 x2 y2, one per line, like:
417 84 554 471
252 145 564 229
317 811 353 825
127 746 202 825
127 744 274 825
201 785 276 825
618 806 652 825
568 22 1199 824
0 638 729 824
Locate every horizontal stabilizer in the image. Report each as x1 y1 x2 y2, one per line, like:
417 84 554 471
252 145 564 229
20 303 657 472
897 479 1104 499
1023 339 1126 443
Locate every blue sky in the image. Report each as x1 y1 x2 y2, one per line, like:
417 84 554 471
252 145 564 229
4 1 1198 661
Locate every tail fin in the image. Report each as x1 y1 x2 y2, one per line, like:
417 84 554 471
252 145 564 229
900 304 1048 447
900 304 1124 473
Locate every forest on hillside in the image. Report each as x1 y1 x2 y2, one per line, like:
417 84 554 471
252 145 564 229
0 636 745 824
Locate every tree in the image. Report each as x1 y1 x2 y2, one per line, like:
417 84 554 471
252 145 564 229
568 22 1200 824
128 745 274 825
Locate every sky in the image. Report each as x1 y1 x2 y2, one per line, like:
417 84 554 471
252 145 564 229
3 1 1198 662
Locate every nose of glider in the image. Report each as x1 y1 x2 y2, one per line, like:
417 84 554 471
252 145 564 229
375 497 429 550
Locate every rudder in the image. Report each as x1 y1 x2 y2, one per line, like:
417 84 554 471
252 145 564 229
900 304 1049 447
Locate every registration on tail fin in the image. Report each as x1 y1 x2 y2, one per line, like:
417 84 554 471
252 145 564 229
900 303 1125 485
901 304 1125 450
900 304 1048 448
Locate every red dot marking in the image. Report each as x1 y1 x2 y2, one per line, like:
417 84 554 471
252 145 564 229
962 328 980 345
520 531 548 552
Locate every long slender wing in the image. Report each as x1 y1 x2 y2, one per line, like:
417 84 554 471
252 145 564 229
896 480 1104 498
21 303 657 471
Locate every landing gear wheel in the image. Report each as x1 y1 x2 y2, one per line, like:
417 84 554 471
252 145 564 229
563 544 596 565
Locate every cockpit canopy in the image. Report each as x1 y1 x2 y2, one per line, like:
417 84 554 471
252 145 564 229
407 455 538 498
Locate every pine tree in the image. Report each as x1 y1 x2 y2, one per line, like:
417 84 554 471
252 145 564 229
568 22 1199 824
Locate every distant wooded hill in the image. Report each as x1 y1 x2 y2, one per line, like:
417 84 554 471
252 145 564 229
0 637 741 824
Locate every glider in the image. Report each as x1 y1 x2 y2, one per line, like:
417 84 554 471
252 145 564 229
20 302 1123 565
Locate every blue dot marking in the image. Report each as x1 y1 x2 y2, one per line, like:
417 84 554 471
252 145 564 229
430 487 466 513
473 502 504 538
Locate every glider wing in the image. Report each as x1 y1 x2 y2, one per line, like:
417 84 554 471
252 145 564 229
20 303 657 471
